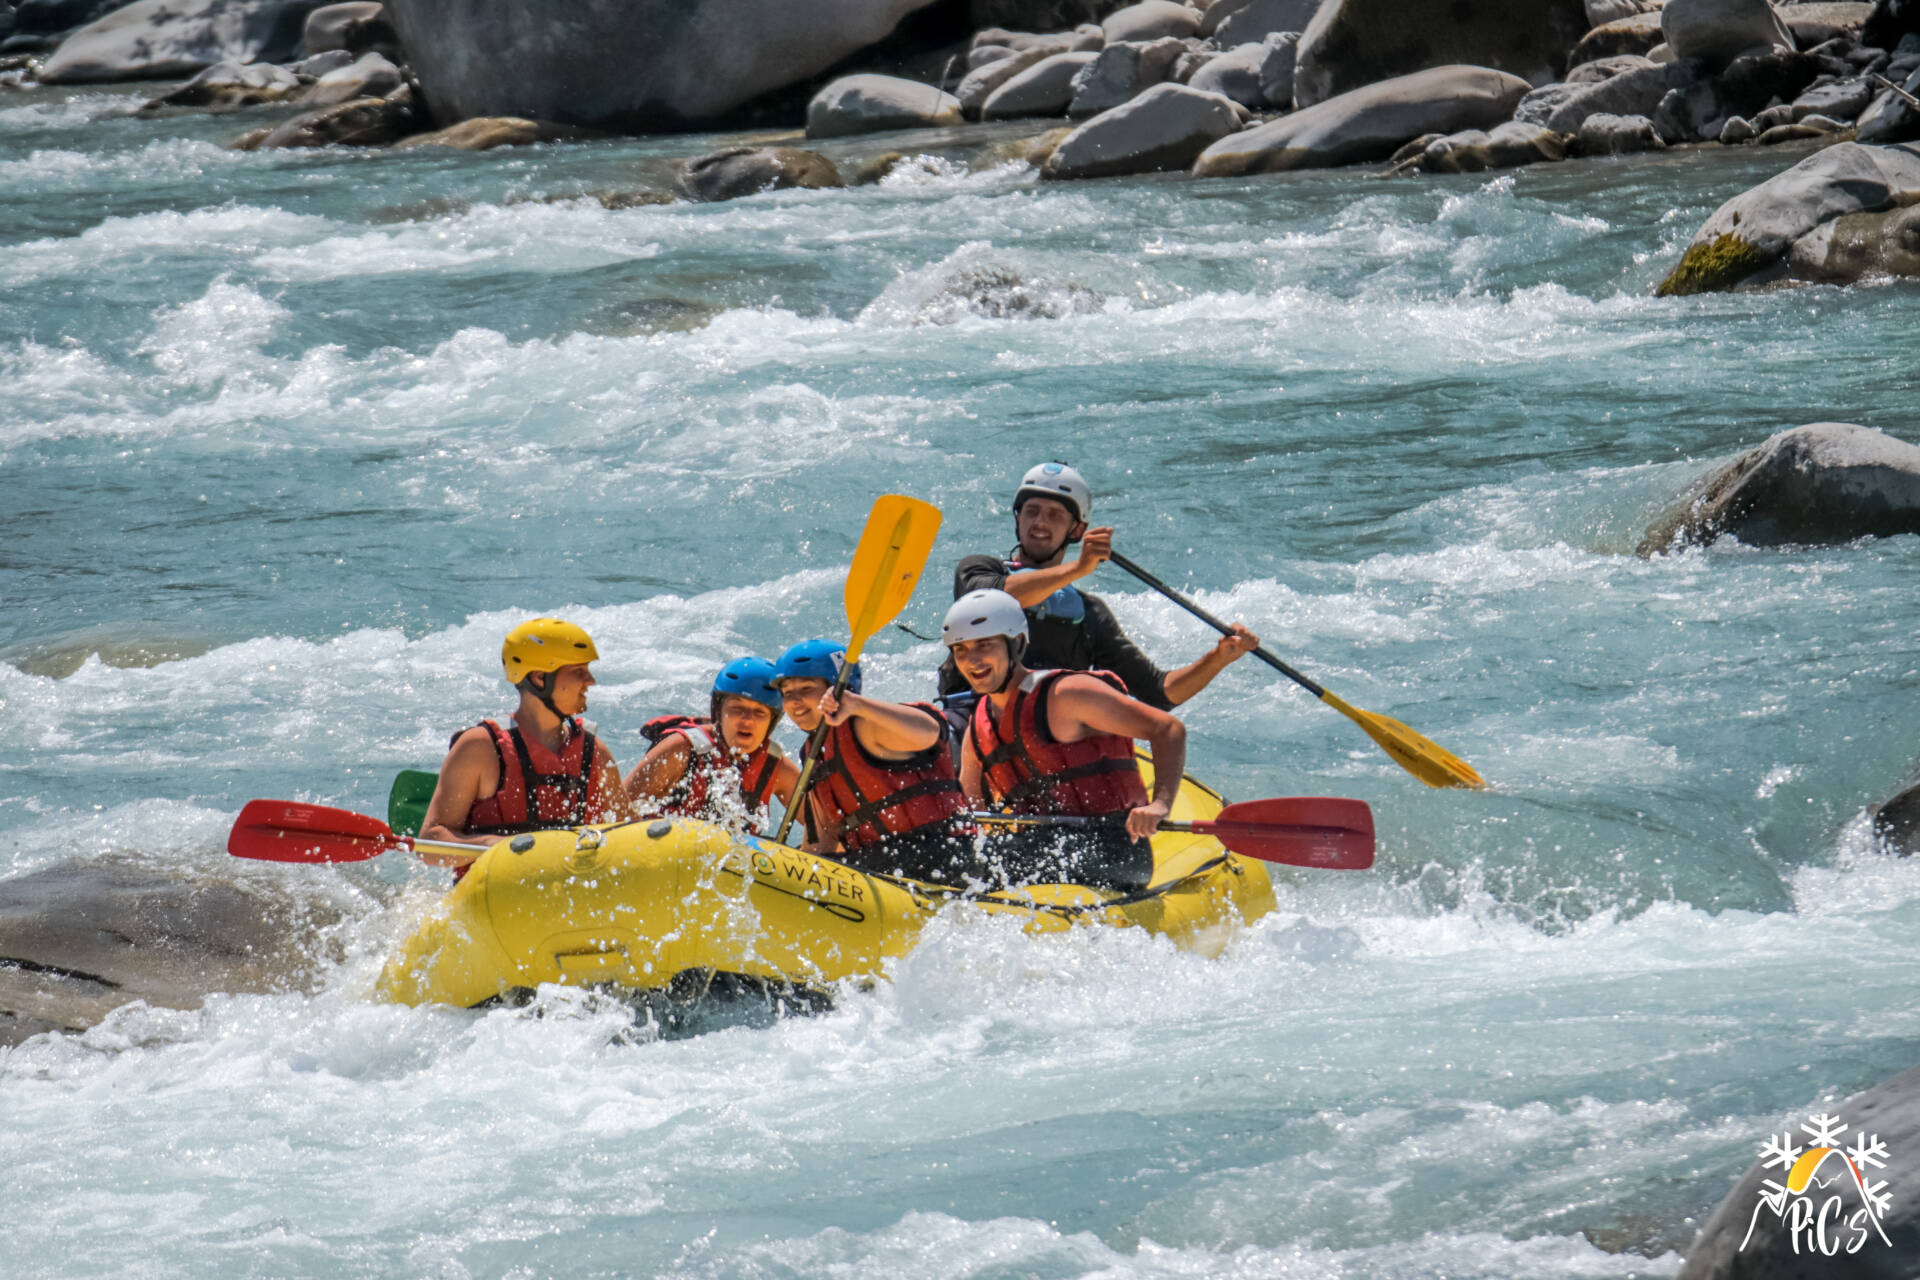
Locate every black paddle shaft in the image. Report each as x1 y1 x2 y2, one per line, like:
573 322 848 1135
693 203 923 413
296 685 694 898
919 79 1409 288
1105 551 1325 699
771 660 857 845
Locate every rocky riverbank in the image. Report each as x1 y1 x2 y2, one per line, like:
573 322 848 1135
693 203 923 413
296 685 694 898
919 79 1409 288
5 0 1920 288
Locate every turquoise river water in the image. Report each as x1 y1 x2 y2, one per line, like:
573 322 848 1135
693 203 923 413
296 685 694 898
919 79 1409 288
2 83 1918 1278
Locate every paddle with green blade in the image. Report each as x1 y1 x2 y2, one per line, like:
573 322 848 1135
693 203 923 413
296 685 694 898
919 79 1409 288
771 494 943 845
388 769 437 838
969 796 1375 870
229 798 484 867
1106 550 1484 790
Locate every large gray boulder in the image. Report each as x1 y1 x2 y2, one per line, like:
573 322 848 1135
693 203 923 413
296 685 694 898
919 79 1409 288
1587 0 1664 22
1203 0 1317 45
1876 782 1920 855
37 0 330 83
5 0 137 52
981 49 1099 118
297 48 402 106
1578 109 1665 150
1067 35 1184 116
1543 60 1694 132
1638 424 1920 552
137 57 300 111
1677 1060 1920 1277
393 115 591 150
1655 141 1920 295
1258 29 1300 107
1182 36 1274 106
1781 1 1874 46
1778 203 1920 286
1393 118 1572 172
806 73 962 138
1661 0 1793 68
1858 65 1920 143
0 861 346 1047
1292 0 1589 108
956 45 1052 117
1571 11 1668 62
1044 80 1242 177
301 0 396 59
1192 62 1531 174
676 145 843 201
381 0 939 130
233 87 419 147
1101 0 1199 41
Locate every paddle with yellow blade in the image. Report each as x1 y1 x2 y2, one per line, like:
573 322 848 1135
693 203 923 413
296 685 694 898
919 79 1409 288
772 494 942 845
1107 551 1484 789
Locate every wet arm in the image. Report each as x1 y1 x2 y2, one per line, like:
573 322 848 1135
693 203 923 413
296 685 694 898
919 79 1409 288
419 730 504 847
590 743 637 823
1049 676 1186 812
1160 625 1260 706
836 691 942 756
624 737 690 806
958 725 987 804
997 528 1114 608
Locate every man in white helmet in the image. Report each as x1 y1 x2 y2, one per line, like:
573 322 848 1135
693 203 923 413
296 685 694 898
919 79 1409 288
938 461 1258 713
943 588 1186 891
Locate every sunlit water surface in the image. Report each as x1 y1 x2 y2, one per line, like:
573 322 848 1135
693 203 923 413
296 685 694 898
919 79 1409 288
2 83 1918 1279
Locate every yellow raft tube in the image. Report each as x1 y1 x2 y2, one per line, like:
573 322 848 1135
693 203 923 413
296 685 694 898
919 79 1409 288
376 763 1276 1008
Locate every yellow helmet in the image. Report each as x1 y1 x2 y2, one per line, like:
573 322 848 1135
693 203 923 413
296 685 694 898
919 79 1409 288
501 618 599 685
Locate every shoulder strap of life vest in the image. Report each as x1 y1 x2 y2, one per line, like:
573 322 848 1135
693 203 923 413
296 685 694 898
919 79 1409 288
464 716 595 834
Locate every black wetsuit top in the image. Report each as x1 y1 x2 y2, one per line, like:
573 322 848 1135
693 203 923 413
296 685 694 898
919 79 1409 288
937 552 1173 710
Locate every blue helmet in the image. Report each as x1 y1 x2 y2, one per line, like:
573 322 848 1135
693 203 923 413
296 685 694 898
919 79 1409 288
711 657 782 713
772 638 861 694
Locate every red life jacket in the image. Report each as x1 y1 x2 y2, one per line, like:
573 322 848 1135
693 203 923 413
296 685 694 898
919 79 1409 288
806 702 965 852
969 669 1149 818
463 717 601 835
643 714 778 830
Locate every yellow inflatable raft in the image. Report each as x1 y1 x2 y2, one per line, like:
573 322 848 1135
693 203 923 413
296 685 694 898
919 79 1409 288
376 765 1276 1008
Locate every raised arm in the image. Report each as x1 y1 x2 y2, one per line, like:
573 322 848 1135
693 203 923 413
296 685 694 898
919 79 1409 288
996 527 1114 607
823 689 943 757
1160 624 1260 706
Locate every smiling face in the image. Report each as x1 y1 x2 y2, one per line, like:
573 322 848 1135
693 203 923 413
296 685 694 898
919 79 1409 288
717 695 775 754
1014 494 1085 565
776 676 830 732
948 635 1015 695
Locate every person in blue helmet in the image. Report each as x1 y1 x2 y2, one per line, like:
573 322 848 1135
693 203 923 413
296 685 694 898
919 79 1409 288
937 462 1259 715
771 638 970 879
624 657 798 833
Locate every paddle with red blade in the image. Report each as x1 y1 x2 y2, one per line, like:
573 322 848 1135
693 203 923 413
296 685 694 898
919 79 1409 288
968 797 1376 870
228 799 483 867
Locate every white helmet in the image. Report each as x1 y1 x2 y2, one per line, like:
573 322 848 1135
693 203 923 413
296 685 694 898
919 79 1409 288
1013 461 1090 524
942 589 1029 650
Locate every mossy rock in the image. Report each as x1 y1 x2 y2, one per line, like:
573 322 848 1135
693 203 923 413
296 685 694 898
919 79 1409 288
1653 231 1774 296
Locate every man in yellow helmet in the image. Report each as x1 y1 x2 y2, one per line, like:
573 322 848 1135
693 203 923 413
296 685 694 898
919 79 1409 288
420 618 633 848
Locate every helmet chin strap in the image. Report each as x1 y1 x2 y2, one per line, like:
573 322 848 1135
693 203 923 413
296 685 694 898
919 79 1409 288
523 673 570 734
